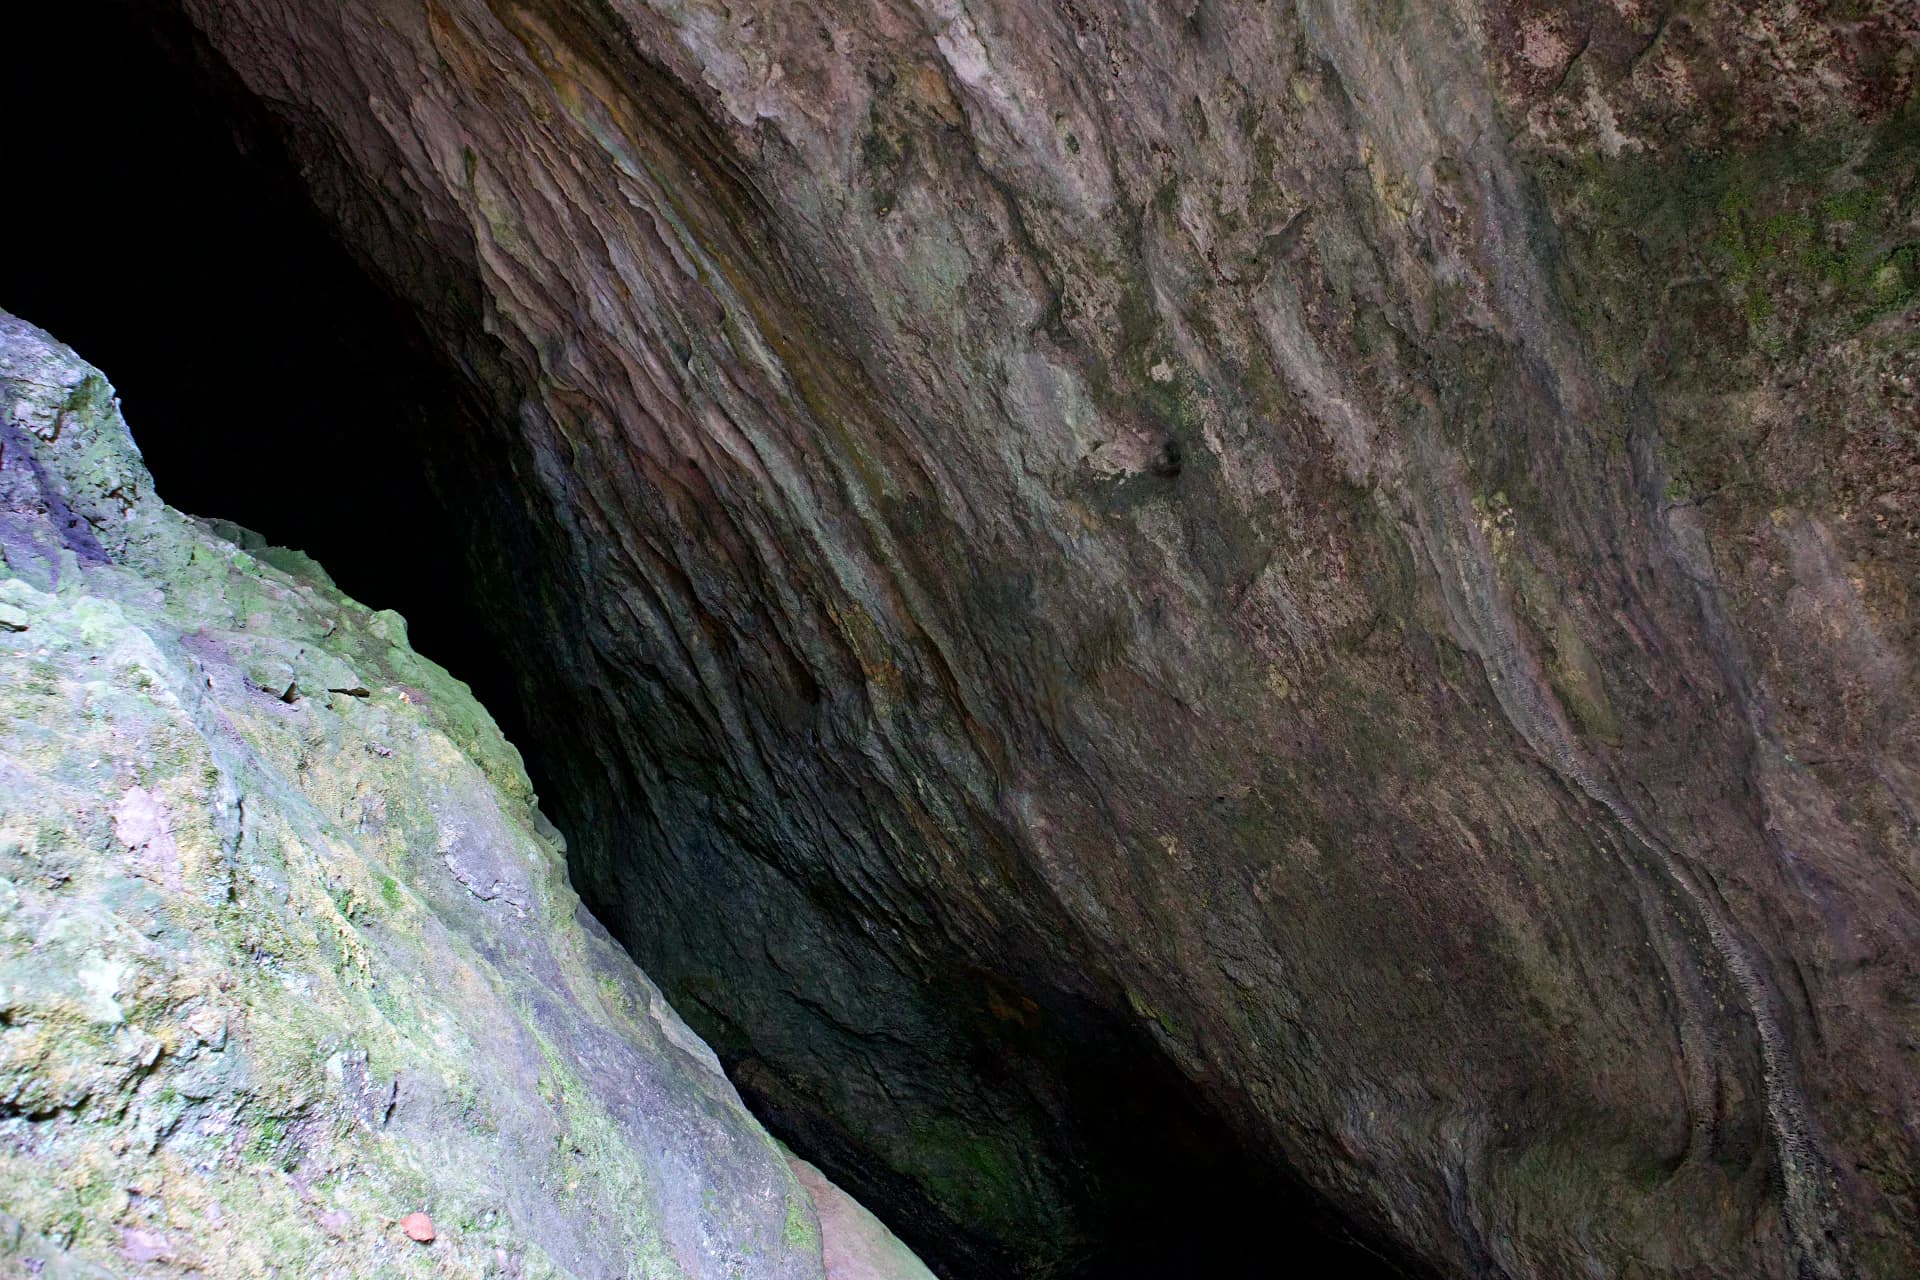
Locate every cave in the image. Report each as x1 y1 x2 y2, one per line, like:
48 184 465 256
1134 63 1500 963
6 1 1916 1277
0 6 1419 1278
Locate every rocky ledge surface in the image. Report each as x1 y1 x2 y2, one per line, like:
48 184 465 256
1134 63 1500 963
0 311 933 1280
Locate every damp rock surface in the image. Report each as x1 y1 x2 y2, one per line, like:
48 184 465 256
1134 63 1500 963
0 312 930 1280
43 1 1920 1276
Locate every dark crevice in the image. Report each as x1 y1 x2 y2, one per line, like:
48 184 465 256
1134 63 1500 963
0 2 527 749
0 7 1425 1279
728 984 1423 1279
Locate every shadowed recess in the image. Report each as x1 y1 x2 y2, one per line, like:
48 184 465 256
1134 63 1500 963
0 4 519 727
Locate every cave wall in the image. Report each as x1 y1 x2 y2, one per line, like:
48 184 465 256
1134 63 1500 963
154 0 1919 1275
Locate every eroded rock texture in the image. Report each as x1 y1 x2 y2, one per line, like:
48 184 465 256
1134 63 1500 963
0 312 934 1280
118 0 1920 1275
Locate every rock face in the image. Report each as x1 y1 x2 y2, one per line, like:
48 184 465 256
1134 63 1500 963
24 1 1919 1276
0 312 934 1280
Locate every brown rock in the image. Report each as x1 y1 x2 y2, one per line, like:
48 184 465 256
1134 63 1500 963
41 0 1918 1275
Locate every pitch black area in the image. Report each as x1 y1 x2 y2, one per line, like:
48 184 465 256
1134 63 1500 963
0 1 524 741
0 8 1428 1279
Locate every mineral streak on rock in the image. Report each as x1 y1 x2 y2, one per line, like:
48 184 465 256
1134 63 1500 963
0 312 930 1280
16 0 1920 1275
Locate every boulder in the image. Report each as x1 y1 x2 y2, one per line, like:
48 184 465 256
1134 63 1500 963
0 310 930 1280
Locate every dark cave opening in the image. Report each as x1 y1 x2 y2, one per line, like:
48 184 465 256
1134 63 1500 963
1 9 1423 1279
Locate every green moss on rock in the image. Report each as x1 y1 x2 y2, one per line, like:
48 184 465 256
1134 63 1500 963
0 312 930 1280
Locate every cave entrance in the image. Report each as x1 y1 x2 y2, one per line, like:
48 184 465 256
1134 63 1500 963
0 7 1422 1279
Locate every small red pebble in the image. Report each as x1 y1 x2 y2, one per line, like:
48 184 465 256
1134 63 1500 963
400 1212 435 1243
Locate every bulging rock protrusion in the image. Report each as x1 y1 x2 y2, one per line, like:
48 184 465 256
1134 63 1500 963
0 312 931 1280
